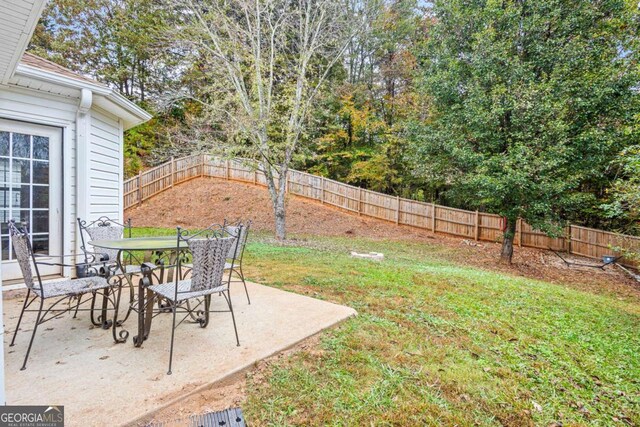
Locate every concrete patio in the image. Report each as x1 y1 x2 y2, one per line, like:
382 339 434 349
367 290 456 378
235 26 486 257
2 280 356 426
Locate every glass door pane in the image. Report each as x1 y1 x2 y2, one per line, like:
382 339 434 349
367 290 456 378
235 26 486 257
0 130 51 262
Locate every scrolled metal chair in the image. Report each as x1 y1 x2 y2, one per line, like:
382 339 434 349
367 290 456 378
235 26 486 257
77 216 146 324
77 216 141 276
7 220 124 370
182 220 252 304
148 223 242 375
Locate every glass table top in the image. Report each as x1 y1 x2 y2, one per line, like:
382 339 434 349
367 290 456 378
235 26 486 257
88 236 182 251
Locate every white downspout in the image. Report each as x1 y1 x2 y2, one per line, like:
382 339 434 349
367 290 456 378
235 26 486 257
75 89 93 261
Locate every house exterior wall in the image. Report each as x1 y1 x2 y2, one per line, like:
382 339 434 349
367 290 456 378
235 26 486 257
0 80 126 281
0 84 78 272
89 107 123 222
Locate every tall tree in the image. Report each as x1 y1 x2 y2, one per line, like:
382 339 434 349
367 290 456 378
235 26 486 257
30 0 174 103
305 0 423 195
412 0 640 263
171 0 377 239
30 0 187 177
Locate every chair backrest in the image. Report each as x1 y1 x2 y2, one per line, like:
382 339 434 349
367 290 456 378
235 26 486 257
77 217 131 263
8 220 40 292
186 237 236 292
224 221 251 262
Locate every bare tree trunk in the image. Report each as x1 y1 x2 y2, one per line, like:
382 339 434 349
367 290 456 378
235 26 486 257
263 161 288 240
500 218 517 264
274 195 286 240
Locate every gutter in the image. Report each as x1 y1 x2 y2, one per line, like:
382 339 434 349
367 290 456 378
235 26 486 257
13 63 153 127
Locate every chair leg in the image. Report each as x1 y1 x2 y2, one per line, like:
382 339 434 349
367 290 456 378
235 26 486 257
237 266 250 305
21 298 45 371
89 291 101 326
10 289 32 347
72 294 83 318
100 288 112 329
184 298 201 322
167 300 178 375
224 290 240 347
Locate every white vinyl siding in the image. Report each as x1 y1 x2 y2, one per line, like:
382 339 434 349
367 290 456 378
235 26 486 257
89 107 122 222
0 80 128 281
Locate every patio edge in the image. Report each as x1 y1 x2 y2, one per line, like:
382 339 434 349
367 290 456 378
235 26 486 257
121 304 357 427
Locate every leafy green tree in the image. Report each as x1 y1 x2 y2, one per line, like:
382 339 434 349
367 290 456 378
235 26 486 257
30 0 174 102
412 0 640 263
29 0 184 176
304 0 424 195
603 145 640 235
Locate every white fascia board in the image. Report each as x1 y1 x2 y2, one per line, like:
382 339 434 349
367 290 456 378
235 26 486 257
14 63 112 94
101 90 152 129
14 63 153 129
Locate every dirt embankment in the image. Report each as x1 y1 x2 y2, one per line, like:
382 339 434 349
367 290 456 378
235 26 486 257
126 177 429 239
126 177 640 298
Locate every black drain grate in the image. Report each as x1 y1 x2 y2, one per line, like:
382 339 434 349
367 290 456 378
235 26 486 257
148 408 246 427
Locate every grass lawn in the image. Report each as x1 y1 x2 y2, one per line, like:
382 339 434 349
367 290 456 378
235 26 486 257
133 228 639 426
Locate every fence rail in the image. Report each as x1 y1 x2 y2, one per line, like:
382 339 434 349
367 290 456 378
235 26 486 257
124 155 640 267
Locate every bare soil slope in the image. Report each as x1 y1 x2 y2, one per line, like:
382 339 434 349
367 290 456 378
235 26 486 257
126 177 639 297
126 177 430 239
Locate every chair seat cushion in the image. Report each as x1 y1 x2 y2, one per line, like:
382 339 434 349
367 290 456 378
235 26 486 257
38 276 112 299
149 280 227 302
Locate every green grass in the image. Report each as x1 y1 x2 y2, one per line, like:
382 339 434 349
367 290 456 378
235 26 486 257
135 229 640 426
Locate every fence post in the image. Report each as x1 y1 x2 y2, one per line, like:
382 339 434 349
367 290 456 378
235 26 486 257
254 169 257 185
474 210 479 241
358 188 362 216
226 159 230 180
137 171 142 205
517 218 523 247
321 177 325 204
201 153 206 177
431 203 436 232
396 196 400 225
567 225 572 254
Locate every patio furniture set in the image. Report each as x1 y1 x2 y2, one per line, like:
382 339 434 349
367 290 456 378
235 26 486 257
7 217 252 375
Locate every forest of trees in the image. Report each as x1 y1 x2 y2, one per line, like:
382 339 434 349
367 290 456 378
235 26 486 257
29 0 640 260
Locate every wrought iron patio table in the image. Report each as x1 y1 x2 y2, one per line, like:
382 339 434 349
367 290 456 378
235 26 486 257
89 236 186 347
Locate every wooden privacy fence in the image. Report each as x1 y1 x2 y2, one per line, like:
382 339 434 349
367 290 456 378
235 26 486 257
123 155 640 267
